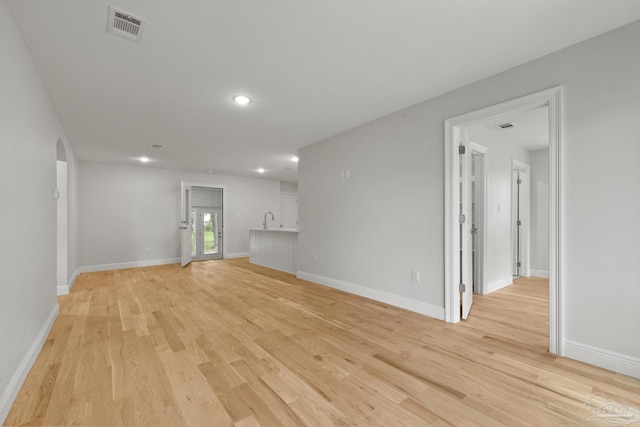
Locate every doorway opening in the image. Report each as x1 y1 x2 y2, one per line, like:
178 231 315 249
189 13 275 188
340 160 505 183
444 86 563 355
180 183 227 267
191 207 222 260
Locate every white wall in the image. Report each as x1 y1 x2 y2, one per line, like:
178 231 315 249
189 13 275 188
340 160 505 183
299 21 640 374
0 1 77 421
77 161 281 268
299 113 446 317
530 149 549 276
466 126 530 292
280 182 298 193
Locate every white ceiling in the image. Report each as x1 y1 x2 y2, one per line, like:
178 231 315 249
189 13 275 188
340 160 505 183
467 106 550 152
7 1 640 182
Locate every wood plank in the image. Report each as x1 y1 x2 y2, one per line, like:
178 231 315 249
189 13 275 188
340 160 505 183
5 260 640 426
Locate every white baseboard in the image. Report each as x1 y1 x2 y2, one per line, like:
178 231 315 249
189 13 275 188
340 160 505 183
57 256 249 296
564 340 640 379
251 261 295 275
56 258 181 296
530 269 549 278
225 252 249 259
296 271 445 321
0 303 59 425
78 257 181 275
57 268 80 296
483 276 513 294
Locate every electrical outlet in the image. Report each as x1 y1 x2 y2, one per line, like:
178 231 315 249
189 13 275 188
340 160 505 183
145 246 152 253
411 270 420 282
313 254 318 263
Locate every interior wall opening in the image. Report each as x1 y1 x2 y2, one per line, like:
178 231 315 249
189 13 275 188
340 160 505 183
56 138 68 294
444 86 562 354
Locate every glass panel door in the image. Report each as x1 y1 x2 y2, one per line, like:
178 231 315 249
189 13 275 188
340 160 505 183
191 208 222 260
191 209 197 257
203 211 217 255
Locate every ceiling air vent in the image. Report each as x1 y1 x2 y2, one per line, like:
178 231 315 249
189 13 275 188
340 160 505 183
497 122 515 129
107 6 146 42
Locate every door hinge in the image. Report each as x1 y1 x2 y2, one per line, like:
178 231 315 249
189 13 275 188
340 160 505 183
517 220 521 226
459 214 466 224
459 283 466 293
517 262 521 267
517 178 522 184
459 145 466 155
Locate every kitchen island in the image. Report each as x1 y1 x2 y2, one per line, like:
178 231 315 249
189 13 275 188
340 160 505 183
248 228 299 274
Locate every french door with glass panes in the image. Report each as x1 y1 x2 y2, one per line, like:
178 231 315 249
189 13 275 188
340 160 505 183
191 208 222 260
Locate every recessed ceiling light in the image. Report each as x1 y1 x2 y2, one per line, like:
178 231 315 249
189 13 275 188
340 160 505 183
257 168 265 174
233 95 251 105
139 156 150 163
291 155 299 162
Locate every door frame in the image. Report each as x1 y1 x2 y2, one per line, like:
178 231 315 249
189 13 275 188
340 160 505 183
460 130 473 319
180 182 228 265
444 86 563 355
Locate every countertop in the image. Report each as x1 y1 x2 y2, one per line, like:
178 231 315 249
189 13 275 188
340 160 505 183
248 228 299 233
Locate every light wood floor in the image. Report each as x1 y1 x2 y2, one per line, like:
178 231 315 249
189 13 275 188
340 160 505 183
6 259 640 426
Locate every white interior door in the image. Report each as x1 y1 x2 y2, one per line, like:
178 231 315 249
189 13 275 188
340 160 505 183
460 132 473 319
180 183 192 267
512 160 530 278
469 142 488 295
281 193 298 229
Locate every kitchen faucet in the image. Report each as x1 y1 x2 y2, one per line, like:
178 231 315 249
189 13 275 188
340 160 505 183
263 211 274 229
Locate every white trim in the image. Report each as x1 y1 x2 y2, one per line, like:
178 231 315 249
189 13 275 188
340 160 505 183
254 263 296 275
225 252 249 259
297 271 445 321
564 340 640 379
444 86 563 356
57 254 249 296
530 269 549 278
77 257 180 274
0 303 59 425
483 276 513 294
548 87 563 356
57 269 81 295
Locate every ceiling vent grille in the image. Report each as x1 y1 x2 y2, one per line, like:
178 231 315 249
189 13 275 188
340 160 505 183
497 122 515 129
107 6 146 42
